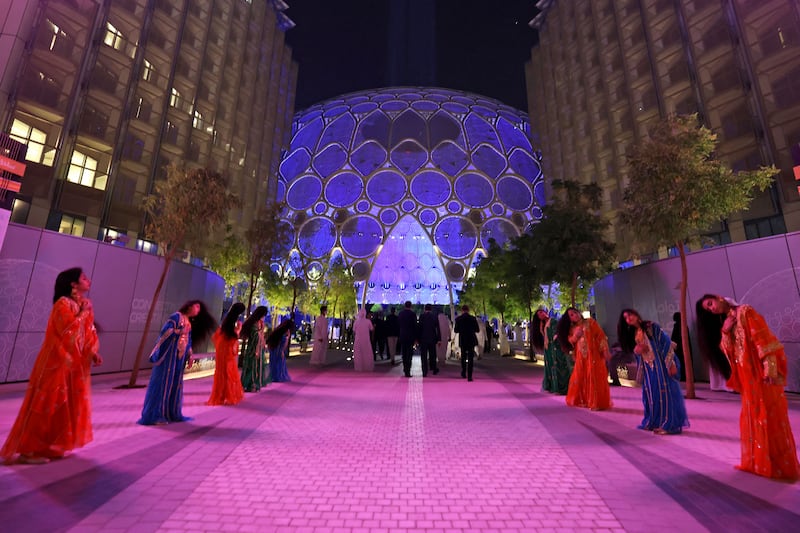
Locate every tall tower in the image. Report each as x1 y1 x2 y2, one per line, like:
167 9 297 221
387 0 436 86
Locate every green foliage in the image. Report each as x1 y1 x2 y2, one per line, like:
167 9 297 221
622 114 776 252
243 202 293 311
530 179 616 304
142 164 239 260
206 224 248 297
326 256 357 318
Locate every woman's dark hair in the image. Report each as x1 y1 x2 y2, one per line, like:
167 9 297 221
530 309 547 351
220 302 246 339
695 294 732 379
241 306 268 338
556 307 580 353
179 300 217 346
617 308 649 353
53 267 83 303
267 319 295 349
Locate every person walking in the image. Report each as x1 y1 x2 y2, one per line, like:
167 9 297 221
310 305 328 366
1 268 101 464
398 301 418 377
207 303 246 406
385 306 400 365
454 305 480 382
353 308 375 372
240 306 269 392
436 309 451 367
418 304 440 376
139 300 217 425
532 309 571 395
618 309 689 434
696 294 799 481
558 307 612 411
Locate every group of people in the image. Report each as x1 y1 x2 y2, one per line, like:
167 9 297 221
1 268 797 483
531 296 798 482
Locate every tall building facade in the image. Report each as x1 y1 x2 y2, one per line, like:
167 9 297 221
526 0 800 259
0 0 296 251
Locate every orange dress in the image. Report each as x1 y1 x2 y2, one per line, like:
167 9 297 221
207 329 244 406
1 297 99 462
566 318 612 411
720 305 799 481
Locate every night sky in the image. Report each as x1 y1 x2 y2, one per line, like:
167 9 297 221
285 0 539 112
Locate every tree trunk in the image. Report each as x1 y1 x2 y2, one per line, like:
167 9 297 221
246 271 257 313
127 254 173 387
678 242 696 399
528 305 535 360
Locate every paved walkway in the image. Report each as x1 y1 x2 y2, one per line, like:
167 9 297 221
0 351 798 533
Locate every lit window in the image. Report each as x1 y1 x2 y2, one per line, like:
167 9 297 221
58 214 85 237
136 239 158 254
66 150 106 190
44 19 67 51
9 119 55 166
170 87 181 107
142 59 154 81
103 22 124 51
193 109 203 129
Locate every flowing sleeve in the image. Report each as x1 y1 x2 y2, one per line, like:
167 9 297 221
149 313 180 364
51 298 94 362
741 305 787 379
589 319 610 359
651 323 678 372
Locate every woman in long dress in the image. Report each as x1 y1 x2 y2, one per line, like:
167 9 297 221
532 309 572 395
240 306 269 392
139 300 216 425
696 294 799 481
1 268 101 464
558 307 612 411
268 320 294 382
353 308 375 372
618 309 689 434
207 303 246 405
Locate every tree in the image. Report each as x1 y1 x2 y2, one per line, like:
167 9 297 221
243 203 293 313
532 179 616 306
622 113 776 399
206 224 248 301
503 232 546 359
127 164 239 387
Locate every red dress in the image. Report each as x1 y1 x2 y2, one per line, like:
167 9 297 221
721 305 799 481
566 318 612 411
1 297 99 462
207 329 244 406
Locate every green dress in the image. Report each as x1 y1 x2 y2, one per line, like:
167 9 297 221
541 320 573 395
241 324 269 392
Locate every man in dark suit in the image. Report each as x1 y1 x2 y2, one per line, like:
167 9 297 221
454 304 480 381
397 300 418 377
384 306 400 365
417 303 440 377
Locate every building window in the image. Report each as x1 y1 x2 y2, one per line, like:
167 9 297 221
772 66 800 109
142 59 154 81
66 150 106 190
9 119 54 165
10 197 31 223
101 227 129 246
136 239 158 254
122 133 145 161
744 215 787 240
44 18 73 58
760 23 800 56
103 22 124 51
133 95 152 122
58 214 86 237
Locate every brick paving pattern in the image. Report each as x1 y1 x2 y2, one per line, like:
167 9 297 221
0 350 798 532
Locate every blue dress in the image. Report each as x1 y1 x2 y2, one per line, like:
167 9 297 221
269 333 291 382
637 322 689 434
139 312 192 425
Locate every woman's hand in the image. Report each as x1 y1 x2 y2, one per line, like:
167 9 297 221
668 363 677 376
92 353 103 366
722 312 736 334
633 344 643 355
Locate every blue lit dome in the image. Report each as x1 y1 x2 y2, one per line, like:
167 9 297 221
277 87 544 305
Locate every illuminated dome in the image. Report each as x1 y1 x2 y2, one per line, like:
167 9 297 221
277 87 544 305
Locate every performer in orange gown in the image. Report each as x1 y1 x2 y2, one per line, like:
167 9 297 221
207 302 245 406
558 307 612 411
1 267 102 464
697 294 799 481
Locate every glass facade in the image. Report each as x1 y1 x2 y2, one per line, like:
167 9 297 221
278 87 544 305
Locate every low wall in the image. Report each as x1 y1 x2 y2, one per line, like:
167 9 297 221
593 231 800 392
0 223 224 383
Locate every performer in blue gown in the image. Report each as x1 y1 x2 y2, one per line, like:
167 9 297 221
139 300 216 425
618 308 689 434
268 320 294 383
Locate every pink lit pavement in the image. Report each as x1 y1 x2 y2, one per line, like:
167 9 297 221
1 351 799 533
